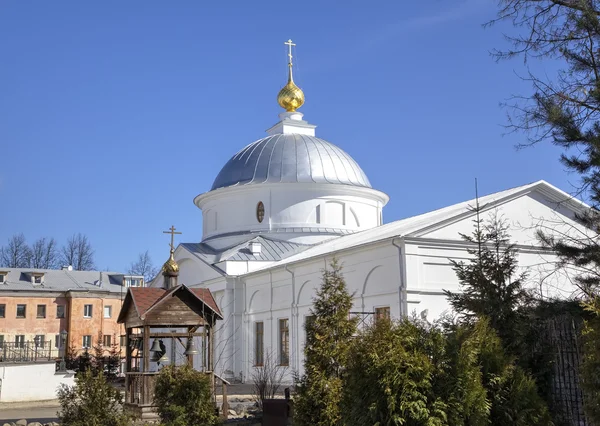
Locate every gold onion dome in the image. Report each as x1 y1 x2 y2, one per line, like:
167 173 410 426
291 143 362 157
277 66 304 112
162 250 179 275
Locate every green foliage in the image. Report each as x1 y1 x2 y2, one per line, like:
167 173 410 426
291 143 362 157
153 364 218 426
92 331 105 375
580 298 600 423
106 334 122 380
294 259 358 426
57 369 130 426
341 316 553 426
469 320 553 426
342 318 449 426
444 213 531 355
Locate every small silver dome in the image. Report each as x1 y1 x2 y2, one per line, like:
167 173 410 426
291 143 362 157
211 134 372 191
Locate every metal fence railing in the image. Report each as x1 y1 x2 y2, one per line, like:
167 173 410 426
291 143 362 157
0 341 55 363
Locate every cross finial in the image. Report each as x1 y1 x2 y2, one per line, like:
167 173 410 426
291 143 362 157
162 225 182 252
284 39 296 66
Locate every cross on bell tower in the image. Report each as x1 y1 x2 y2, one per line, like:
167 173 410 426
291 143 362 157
161 225 182 288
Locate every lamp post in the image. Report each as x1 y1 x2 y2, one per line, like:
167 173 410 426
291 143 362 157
33 335 40 361
59 329 68 372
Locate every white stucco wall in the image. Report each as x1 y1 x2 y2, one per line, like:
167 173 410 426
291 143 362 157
195 183 387 247
0 362 74 402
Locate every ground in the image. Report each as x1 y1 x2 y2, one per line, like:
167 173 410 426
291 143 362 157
0 400 59 423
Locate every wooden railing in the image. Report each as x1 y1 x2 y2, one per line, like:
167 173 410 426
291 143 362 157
125 372 158 406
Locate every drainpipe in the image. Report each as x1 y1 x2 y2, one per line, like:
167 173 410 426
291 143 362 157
284 265 296 373
392 238 407 317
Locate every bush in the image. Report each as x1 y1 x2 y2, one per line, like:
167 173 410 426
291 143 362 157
57 369 130 426
342 318 449 426
153 364 218 426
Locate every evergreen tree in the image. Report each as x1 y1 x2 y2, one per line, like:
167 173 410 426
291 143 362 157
106 334 121 380
294 259 358 426
444 209 531 355
92 331 105 376
490 3 600 422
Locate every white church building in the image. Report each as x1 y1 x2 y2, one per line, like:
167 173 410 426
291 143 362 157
151 42 588 382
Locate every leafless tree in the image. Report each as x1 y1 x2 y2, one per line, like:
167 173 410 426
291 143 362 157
251 350 288 410
0 233 31 268
128 250 159 282
29 237 59 269
60 233 95 271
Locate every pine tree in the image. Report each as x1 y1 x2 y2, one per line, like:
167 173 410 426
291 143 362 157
444 209 531 355
106 334 121 380
92 331 105 376
294 259 358 426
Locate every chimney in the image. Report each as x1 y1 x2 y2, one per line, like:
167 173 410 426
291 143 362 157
250 241 262 255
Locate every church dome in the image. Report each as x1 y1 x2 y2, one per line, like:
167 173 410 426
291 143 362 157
210 134 372 191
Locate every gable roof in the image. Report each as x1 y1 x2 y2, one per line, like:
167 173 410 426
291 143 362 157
117 284 222 324
243 180 590 274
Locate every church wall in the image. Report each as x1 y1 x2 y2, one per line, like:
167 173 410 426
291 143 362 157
239 241 403 381
422 192 587 246
403 238 582 322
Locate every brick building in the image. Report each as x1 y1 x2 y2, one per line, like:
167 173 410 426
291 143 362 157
0 267 144 359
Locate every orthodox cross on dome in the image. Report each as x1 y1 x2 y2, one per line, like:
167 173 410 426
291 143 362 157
163 225 182 252
285 39 296 67
278 39 304 112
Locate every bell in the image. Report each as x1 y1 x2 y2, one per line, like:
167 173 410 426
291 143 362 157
136 339 143 351
158 352 170 364
150 339 162 352
184 338 199 356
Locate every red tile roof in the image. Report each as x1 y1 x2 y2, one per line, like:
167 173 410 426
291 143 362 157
127 285 222 319
129 287 166 316
190 288 222 317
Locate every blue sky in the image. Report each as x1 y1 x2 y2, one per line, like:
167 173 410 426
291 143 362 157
0 0 573 271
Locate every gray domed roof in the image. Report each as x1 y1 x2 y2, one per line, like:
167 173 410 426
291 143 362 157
211 134 372 191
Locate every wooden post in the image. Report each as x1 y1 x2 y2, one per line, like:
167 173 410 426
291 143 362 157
222 379 229 420
143 325 150 372
125 327 131 404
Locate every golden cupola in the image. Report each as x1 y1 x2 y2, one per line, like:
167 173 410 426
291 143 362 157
162 249 179 276
277 39 305 112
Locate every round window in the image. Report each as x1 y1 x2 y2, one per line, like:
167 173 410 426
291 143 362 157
256 201 265 223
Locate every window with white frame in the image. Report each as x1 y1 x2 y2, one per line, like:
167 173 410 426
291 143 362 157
104 305 112 318
103 334 112 346
83 304 93 318
15 335 25 348
35 335 45 347
82 335 92 348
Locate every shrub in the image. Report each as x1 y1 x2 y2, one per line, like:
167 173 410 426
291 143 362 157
153 364 218 426
57 369 130 426
342 318 449 426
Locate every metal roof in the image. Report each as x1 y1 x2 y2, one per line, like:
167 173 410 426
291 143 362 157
181 235 312 264
210 134 371 191
0 268 132 293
